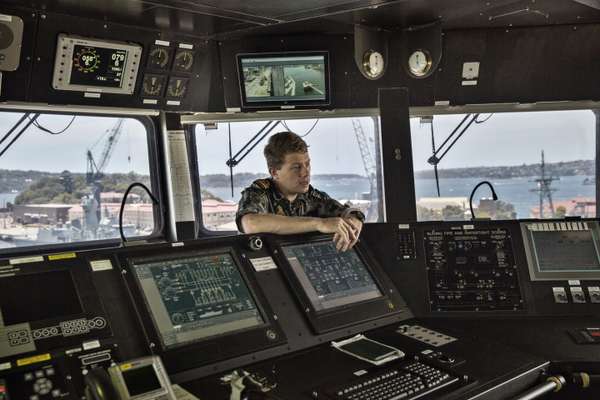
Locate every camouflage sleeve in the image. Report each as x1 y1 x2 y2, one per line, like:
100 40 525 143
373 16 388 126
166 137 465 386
310 188 349 218
311 188 366 222
235 187 270 233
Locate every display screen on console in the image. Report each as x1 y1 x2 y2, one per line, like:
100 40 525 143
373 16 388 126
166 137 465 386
131 253 264 349
239 53 328 105
532 230 600 272
122 365 161 396
282 242 382 312
0 270 82 325
69 45 128 88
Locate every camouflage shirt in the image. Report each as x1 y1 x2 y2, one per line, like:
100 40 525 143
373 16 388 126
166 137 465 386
235 178 365 232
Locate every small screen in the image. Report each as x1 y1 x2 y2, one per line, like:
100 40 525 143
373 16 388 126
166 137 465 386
0 270 83 325
282 242 382 312
532 230 600 272
69 45 128 88
340 338 397 362
123 365 161 396
132 253 264 349
240 54 327 104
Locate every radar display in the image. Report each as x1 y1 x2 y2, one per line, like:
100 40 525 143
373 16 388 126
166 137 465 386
132 253 264 349
283 241 382 312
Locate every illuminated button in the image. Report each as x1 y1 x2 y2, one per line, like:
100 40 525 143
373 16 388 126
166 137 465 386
52 389 61 398
35 371 44 378
45 368 55 376
24 372 34 381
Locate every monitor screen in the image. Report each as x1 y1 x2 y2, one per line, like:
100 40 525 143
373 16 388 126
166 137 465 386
532 230 600 272
238 52 329 106
0 270 83 325
282 241 383 312
131 253 265 349
69 45 128 88
122 365 162 396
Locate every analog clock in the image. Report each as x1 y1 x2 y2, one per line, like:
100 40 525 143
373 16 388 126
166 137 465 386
362 50 385 79
407 49 433 78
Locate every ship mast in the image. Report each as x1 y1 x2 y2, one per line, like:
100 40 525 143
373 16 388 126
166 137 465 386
530 150 558 218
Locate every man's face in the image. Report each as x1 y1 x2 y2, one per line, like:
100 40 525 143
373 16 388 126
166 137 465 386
271 152 311 195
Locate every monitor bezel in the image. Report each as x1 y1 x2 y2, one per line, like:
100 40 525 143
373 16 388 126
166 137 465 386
269 234 403 334
52 34 142 95
521 220 600 281
119 243 286 373
236 51 331 109
0 256 112 362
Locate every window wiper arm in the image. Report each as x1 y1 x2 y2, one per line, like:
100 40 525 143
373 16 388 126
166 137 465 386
225 120 281 168
0 113 40 159
427 114 479 166
225 120 281 197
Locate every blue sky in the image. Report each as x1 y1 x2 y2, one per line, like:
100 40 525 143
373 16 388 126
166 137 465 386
0 109 595 176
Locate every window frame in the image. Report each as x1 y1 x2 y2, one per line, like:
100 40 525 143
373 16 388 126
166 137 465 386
0 107 166 257
187 109 385 237
410 105 600 222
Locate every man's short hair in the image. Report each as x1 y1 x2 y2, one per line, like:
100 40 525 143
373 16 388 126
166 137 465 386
264 131 308 171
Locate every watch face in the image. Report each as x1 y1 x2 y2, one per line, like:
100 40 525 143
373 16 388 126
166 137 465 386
363 50 384 79
408 50 432 77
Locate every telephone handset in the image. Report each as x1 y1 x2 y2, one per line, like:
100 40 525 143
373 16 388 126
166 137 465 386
84 356 176 400
84 368 120 400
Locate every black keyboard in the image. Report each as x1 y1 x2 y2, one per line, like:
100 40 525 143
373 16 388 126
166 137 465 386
324 361 459 400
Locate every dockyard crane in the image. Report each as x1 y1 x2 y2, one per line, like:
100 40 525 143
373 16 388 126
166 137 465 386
83 118 126 235
351 118 383 220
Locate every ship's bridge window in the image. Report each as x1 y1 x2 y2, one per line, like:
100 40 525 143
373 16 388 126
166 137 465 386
0 111 158 250
194 116 384 232
411 109 596 221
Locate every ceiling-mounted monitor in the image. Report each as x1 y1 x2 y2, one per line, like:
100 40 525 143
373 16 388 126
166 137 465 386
237 51 330 108
52 34 142 95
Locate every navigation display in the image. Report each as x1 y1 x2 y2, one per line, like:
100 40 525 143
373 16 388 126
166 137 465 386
69 45 128 88
282 241 382 312
131 253 264 349
238 52 329 106
532 230 600 272
0 270 82 325
53 34 142 95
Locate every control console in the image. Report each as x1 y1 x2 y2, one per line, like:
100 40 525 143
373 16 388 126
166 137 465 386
424 226 525 312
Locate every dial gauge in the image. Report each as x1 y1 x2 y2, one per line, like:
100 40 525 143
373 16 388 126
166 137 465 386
166 76 189 99
362 50 385 79
73 47 100 73
173 49 195 72
147 45 172 70
142 74 166 97
407 49 433 78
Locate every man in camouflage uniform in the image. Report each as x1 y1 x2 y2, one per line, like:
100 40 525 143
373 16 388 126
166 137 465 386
236 131 365 251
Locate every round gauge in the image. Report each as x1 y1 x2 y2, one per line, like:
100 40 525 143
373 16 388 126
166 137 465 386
74 47 100 73
362 50 385 79
142 74 166 97
147 45 172 70
407 49 433 78
174 49 195 72
167 77 189 98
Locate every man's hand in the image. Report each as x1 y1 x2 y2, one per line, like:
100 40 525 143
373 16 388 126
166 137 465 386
317 217 361 252
344 216 363 249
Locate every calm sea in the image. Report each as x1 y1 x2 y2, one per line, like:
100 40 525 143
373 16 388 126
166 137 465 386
203 175 596 219
0 192 17 208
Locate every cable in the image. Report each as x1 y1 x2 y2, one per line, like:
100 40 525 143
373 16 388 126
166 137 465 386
475 113 493 124
28 115 76 135
118 182 159 243
281 119 320 137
